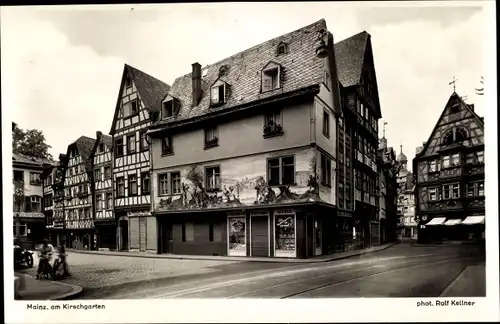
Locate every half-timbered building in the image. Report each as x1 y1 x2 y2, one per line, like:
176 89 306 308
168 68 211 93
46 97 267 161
41 160 59 245
91 131 115 250
334 31 383 250
63 136 96 249
47 154 67 246
109 64 170 251
414 92 485 243
147 19 343 258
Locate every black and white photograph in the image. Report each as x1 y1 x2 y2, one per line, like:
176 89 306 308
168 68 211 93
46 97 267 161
2 1 498 323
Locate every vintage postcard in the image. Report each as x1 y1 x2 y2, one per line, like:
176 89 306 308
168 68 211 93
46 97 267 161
2 1 498 323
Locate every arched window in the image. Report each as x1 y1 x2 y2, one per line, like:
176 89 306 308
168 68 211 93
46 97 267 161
442 129 454 146
455 127 468 142
442 127 468 146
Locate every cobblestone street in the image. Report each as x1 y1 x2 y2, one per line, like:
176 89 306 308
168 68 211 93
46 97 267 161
19 252 243 289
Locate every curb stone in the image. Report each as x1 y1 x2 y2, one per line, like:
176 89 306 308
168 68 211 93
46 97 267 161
15 273 83 301
67 242 397 264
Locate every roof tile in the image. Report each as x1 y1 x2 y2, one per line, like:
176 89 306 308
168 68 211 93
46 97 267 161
334 31 370 88
153 19 328 127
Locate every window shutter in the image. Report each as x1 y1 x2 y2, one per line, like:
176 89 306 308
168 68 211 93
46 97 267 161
211 87 219 103
262 73 272 92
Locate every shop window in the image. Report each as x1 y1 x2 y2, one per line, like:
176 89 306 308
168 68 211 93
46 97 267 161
275 214 295 257
228 217 246 256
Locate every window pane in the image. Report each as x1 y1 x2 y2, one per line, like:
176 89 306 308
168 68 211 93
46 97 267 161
282 164 294 185
275 215 295 251
478 182 484 196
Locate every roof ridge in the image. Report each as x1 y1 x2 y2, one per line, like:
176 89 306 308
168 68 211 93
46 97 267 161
125 63 170 87
171 19 327 82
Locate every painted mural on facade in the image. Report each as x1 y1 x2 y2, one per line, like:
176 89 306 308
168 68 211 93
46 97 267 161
154 149 334 212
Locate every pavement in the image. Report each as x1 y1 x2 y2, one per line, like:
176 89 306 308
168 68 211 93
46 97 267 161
14 273 82 300
16 243 485 299
64 242 396 263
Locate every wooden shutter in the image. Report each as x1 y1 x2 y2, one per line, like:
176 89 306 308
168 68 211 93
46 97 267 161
211 87 219 104
262 73 272 92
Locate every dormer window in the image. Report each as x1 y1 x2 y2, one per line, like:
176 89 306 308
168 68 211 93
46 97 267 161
98 143 104 153
277 42 288 56
163 101 174 118
219 65 227 77
162 97 181 119
210 80 228 107
261 62 282 93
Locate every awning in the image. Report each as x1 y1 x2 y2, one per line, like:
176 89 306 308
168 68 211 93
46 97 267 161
461 215 485 225
425 217 446 226
444 219 463 226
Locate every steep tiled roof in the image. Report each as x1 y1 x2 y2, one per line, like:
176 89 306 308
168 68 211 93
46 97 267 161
109 64 171 134
126 64 171 113
91 131 113 157
152 19 327 127
12 153 53 167
66 136 96 176
334 31 370 88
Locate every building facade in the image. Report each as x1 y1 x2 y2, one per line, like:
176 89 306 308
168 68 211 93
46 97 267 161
45 154 68 246
396 146 417 240
109 64 170 252
335 31 383 250
91 131 115 250
13 154 50 249
41 160 58 245
377 136 398 245
146 20 346 258
414 92 485 243
63 136 96 249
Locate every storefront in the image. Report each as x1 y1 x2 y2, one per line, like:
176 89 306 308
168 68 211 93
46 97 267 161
156 204 335 259
95 220 117 251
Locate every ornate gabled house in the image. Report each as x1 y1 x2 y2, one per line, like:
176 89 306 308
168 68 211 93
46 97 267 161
63 136 96 249
109 64 171 252
147 19 342 258
13 153 52 249
46 154 67 246
414 92 485 243
334 31 383 250
91 131 115 250
40 159 59 243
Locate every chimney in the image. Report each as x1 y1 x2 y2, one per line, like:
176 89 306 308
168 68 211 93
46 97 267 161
96 131 102 138
192 62 202 107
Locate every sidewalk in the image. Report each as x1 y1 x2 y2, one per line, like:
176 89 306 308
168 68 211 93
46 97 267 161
67 242 397 263
439 263 486 297
14 273 83 301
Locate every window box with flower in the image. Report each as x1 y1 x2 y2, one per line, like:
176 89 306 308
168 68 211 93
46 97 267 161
263 122 283 138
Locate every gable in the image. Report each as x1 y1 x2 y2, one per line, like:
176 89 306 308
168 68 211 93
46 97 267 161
359 38 382 119
334 31 369 88
420 94 484 157
109 64 170 135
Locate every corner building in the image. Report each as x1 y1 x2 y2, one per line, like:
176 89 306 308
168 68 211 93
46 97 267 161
414 92 485 243
147 20 360 258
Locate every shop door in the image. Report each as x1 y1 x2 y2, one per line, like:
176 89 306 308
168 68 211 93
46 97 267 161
315 219 322 256
251 216 269 257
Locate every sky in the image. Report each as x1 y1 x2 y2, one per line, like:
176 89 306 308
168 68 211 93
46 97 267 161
1 2 492 171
